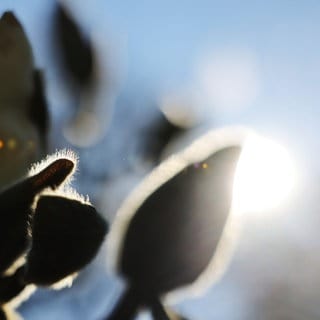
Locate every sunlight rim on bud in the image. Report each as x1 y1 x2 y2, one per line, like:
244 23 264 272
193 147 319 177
233 134 296 214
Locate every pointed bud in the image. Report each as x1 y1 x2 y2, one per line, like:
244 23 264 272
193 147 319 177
25 195 108 286
114 145 241 295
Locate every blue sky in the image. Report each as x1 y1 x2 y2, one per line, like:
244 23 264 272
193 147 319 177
76 0 320 172
0 0 319 169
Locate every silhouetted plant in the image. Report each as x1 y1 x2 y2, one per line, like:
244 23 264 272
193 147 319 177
0 152 108 319
0 8 247 320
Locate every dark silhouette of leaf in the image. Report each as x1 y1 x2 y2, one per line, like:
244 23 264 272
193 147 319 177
24 195 108 286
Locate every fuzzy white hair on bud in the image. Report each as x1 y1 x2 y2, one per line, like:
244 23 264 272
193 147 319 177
28 149 92 207
28 149 78 184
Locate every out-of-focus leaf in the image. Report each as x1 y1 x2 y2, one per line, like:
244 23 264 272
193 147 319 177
27 70 49 154
142 110 187 163
55 3 93 87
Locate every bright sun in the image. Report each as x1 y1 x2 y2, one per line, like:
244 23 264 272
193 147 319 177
233 134 296 214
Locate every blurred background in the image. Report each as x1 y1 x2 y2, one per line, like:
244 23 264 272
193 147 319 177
0 0 320 319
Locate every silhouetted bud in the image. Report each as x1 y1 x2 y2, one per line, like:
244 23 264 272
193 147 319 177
0 11 33 101
24 195 108 286
0 11 44 188
29 158 74 192
119 147 241 295
107 127 245 319
0 158 74 274
55 3 93 87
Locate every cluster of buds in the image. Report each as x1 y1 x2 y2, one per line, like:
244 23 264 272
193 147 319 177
0 151 108 319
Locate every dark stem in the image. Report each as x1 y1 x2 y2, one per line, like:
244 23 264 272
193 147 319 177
105 286 141 320
0 266 26 304
0 308 6 320
149 296 171 320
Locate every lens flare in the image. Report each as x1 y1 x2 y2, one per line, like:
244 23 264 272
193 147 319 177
233 135 296 214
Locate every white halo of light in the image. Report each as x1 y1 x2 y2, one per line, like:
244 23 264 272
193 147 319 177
233 134 296 215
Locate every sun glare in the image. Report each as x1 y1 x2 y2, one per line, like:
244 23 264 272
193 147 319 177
233 134 296 214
